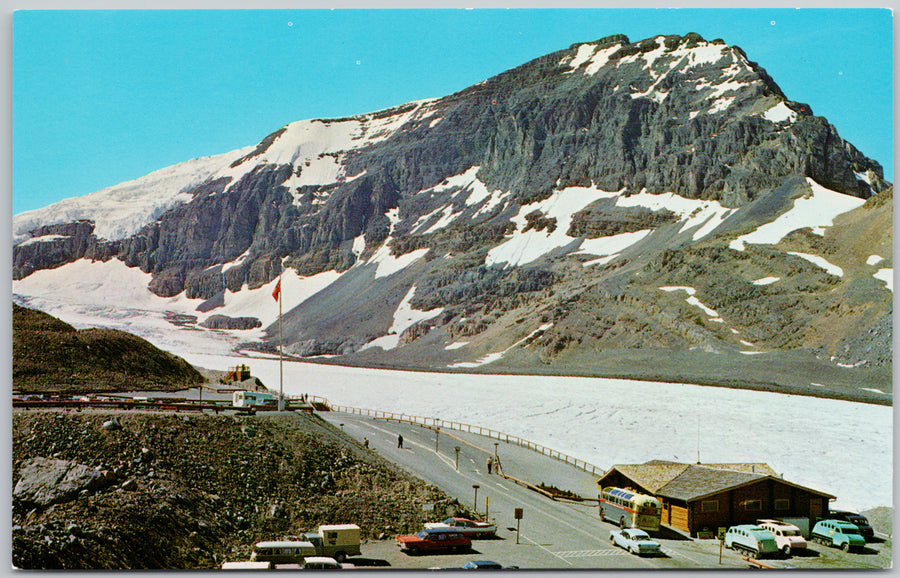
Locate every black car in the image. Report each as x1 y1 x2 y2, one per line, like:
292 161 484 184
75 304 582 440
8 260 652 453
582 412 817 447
827 510 875 539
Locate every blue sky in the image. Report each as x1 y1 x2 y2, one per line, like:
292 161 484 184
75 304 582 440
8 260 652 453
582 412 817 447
12 8 894 215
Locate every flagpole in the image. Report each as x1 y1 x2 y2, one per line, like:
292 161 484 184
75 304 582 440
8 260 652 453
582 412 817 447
278 266 284 411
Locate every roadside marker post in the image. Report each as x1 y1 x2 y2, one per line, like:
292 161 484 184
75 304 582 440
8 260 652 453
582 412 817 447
718 527 726 564
514 508 523 544
473 484 480 512
454 446 460 471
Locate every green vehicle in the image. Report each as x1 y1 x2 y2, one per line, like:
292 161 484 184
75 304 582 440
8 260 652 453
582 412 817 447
810 520 866 552
723 525 779 558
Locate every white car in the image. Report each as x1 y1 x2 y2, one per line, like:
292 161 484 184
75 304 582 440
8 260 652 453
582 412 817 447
756 519 808 556
301 556 342 569
609 528 661 556
423 517 497 538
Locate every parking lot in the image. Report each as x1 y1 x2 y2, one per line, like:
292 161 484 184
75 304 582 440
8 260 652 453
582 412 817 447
337 529 892 571
321 412 892 570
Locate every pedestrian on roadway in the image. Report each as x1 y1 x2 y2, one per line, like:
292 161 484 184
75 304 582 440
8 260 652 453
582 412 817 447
364 437 369 449
486 456 493 474
398 434 403 448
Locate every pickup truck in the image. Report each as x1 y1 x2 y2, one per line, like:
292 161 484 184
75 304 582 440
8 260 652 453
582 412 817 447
301 524 362 563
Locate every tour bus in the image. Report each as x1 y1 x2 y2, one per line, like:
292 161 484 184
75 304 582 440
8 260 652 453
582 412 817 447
598 487 662 532
232 391 277 409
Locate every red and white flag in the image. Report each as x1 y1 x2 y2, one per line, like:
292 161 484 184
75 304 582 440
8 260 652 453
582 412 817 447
272 278 281 302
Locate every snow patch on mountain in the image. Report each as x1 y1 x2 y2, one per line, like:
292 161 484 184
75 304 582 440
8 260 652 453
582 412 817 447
360 286 444 352
11 257 345 344
576 229 652 262
788 252 844 277
562 42 624 75
13 149 252 243
448 323 554 368
729 178 866 251
213 99 440 197
752 276 780 286
660 286 724 322
13 258 189 311
763 101 798 123
616 190 735 240
486 185 621 267
221 269 343 329
364 207 431 278
17 235 68 247
873 269 893 291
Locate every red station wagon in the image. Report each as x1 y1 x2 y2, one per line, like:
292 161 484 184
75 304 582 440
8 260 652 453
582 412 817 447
396 528 472 554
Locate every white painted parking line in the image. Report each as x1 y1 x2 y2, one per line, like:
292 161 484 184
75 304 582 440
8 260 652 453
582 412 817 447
518 533 574 566
554 549 625 558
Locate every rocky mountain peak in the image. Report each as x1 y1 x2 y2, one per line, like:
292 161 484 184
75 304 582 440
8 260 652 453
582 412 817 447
12 33 893 398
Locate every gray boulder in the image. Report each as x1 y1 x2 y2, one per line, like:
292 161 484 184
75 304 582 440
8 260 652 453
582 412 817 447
14 457 115 508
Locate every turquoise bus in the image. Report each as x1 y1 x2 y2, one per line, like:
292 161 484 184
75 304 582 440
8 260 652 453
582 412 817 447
598 487 662 533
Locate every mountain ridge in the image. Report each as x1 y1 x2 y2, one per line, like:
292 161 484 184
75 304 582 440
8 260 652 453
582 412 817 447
12 32 893 400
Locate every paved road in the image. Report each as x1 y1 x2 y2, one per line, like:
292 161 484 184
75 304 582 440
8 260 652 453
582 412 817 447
318 411 759 570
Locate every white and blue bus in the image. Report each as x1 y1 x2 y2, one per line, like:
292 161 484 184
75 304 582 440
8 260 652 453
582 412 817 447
598 487 662 532
232 391 277 409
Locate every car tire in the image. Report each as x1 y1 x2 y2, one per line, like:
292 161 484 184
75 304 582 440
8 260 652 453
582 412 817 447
609 534 616 544
782 545 791 557
334 552 346 563
841 542 850 553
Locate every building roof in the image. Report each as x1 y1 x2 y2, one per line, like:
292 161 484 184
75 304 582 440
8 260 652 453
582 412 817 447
606 462 690 493
599 460 834 502
656 464 768 501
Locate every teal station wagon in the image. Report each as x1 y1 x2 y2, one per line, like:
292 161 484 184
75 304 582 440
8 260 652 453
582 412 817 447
811 520 866 552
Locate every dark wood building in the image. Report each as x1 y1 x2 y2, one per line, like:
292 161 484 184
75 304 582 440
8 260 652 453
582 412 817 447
597 460 835 536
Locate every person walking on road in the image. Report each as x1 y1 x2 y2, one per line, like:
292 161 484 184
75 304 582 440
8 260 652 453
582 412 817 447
397 434 403 448
486 456 493 474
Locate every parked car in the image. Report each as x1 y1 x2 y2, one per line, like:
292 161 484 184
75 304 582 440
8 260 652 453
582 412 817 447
756 519 808 556
397 529 472 554
723 525 779 558
827 510 875 539
301 556 342 569
424 517 497 538
811 520 866 552
609 528 661 556
461 560 504 569
250 540 315 564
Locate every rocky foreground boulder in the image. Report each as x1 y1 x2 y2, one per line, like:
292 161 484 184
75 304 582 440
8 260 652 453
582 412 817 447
12 410 471 569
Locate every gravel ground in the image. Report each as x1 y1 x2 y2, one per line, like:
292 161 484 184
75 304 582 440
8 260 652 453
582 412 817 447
11 408 475 569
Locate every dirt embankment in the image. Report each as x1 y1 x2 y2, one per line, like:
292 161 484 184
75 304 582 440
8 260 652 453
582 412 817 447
12 409 472 569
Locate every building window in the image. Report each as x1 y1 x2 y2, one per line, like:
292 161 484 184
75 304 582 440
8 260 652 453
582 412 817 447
744 500 762 511
701 500 718 512
774 498 790 511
